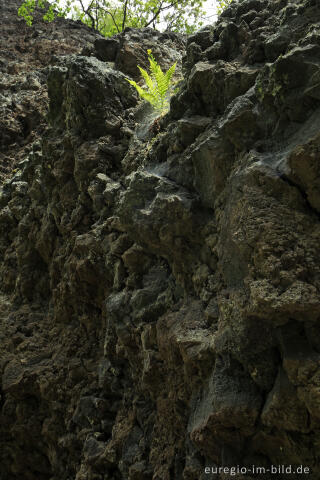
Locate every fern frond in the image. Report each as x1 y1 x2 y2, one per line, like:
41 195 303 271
137 66 155 93
126 50 178 114
148 52 161 77
126 79 160 109
155 70 167 99
166 63 177 86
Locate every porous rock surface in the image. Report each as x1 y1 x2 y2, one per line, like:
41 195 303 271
1 0 320 479
0 0 100 182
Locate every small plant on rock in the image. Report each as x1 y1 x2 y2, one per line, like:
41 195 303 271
126 49 177 114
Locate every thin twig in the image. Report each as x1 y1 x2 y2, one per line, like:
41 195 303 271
122 0 129 31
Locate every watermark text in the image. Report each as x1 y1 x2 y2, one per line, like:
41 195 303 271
204 465 310 476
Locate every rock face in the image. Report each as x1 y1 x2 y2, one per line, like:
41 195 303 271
0 0 100 182
1 0 320 479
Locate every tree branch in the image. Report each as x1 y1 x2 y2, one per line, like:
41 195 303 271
99 5 120 33
79 0 96 30
144 1 182 29
144 1 164 28
122 0 129 32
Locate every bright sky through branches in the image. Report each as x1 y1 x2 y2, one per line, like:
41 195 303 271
61 0 219 29
202 1 218 23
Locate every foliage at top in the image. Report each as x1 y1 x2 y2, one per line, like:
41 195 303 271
126 49 177 114
18 0 206 36
216 0 234 15
18 0 71 26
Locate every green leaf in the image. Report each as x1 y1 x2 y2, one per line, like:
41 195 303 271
126 50 178 114
19 0 206 36
217 0 234 15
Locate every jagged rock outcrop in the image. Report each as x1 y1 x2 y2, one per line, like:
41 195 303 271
0 0 100 182
1 0 320 479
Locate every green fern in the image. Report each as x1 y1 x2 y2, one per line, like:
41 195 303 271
126 49 177 114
